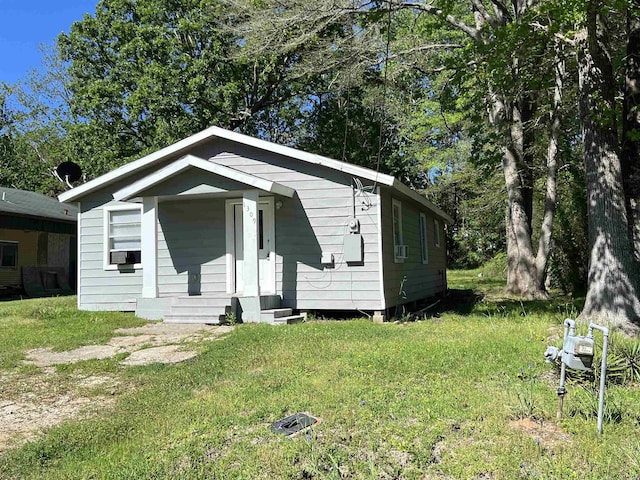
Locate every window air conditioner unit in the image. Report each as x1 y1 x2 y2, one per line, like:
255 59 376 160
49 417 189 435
395 245 408 259
111 251 138 265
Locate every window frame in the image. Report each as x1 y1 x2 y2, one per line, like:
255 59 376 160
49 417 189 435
392 198 404 263
103 204 143 270
0 241 18 269
419 212 429 264
434 219 441 248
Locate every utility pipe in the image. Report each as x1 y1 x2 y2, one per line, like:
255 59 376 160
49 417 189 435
588 323 610 435
557 318 575 420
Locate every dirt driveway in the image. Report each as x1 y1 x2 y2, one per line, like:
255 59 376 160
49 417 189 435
0 322 233 453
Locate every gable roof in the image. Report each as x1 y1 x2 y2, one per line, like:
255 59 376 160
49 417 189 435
58 125 453 223
113 154 295 201
0 187 77 223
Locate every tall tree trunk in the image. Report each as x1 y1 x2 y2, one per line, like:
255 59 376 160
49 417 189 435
535 47 564 289
622 1 640 260
503 99 547 298
403 0 554 298
577 2 640 331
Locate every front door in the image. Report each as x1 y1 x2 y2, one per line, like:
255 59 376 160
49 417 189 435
231 199 275 294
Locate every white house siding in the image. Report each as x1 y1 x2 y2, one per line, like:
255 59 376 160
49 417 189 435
193 139 384 311
157 198 227 297
79 196 143 311
380 189 447 309
77 158 187 311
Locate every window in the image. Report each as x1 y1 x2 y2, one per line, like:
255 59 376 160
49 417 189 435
419 213 429 264
104 205 142 269
0 241 18 268
392 198 405 262
434 219 441 248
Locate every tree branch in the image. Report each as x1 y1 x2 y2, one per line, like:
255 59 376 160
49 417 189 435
392 1 482 42
469 0 502 27
530 21 576 46
488 0 513 22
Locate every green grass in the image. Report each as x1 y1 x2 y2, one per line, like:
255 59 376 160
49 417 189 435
0 296 147 370
1 276 640 479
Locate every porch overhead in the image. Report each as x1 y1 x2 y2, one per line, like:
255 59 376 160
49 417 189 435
113 154 295 201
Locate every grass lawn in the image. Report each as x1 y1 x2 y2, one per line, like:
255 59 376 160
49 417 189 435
1 272 640 479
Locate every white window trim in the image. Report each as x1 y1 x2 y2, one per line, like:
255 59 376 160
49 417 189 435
0 240 19 269
392 198 404 263
419 213 429 264
103 203 143 270
434 219 441 248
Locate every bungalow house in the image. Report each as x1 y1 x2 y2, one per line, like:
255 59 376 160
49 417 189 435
59 126 452 324
0 187 77 296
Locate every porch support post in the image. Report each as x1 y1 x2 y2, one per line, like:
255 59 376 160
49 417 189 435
240 190 261 322
141 196 158 298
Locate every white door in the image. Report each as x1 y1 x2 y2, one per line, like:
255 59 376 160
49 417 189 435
233 200 274 294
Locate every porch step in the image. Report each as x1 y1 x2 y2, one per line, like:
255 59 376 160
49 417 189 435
171 296 231 308
164 295 233 324
260 308 292 322
170 305 229 317
164 314 225 324
272 314 305 325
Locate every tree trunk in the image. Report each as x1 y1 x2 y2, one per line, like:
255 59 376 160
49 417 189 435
503 100 547 298
622 2 640 261
577 4 640 331
535 47 564 290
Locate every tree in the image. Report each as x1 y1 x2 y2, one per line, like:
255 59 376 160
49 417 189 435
622 0 640 260
426 162 506 269
574 0 640 330
57 0 318 179
383 1 564 298
232 0 566 298
0 90 15 186
0 45 80 195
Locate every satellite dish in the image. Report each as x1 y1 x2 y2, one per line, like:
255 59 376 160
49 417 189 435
56 161 83 184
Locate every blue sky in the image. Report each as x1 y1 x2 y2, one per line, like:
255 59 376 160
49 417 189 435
0 1 98 84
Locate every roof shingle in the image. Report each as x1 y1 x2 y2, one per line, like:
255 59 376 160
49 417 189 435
0 187 77 223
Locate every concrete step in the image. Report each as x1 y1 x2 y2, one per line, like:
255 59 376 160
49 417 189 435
171 296 231 307
260 308 293 322
170 305 229 316
164 314 224 324
272 314 305 325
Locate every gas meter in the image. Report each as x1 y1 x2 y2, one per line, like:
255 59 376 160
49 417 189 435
544 319 610 434
562 334 594 371
544 327 594 371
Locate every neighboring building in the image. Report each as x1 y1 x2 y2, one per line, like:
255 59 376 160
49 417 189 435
59 126 452 323
0 187 77 296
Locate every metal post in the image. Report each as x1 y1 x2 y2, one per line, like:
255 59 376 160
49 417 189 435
589 323 609 435
556 319 574 421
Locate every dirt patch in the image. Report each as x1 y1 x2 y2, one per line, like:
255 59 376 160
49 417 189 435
0 371 119 454
0 395 113 453
509 418 571 445
24 345 122 367
24 323 233 367
121 345 198 366
2 323 233 454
